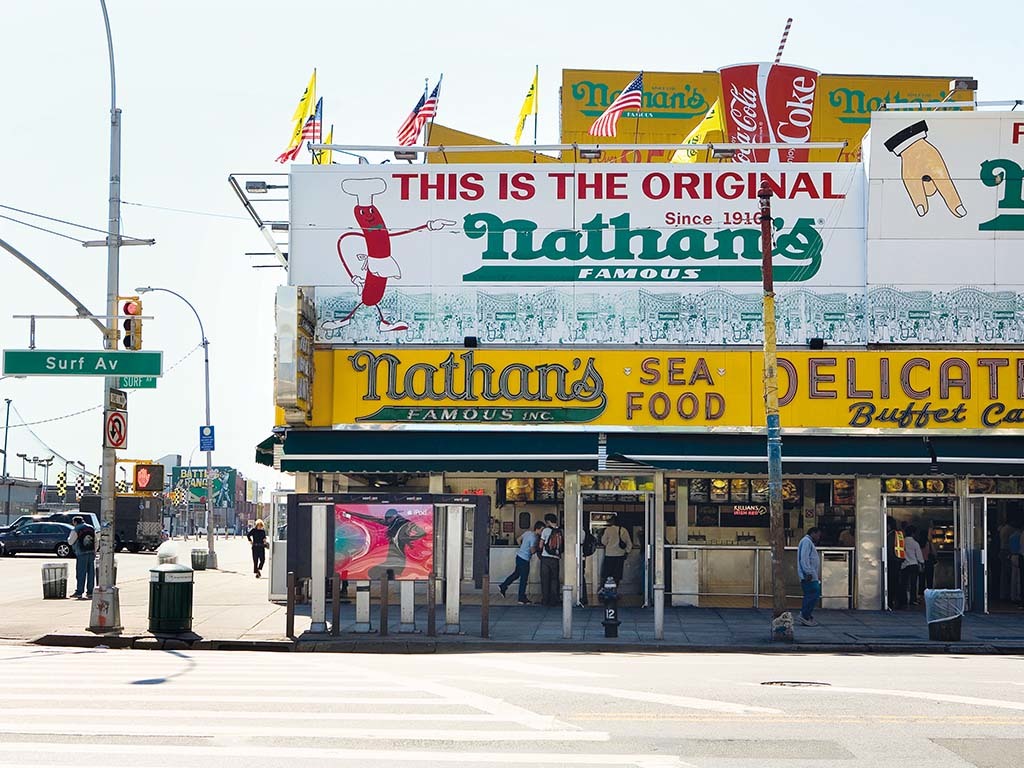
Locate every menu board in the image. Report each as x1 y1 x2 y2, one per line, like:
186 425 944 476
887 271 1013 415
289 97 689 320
689 479 709 502
832 479 855 506
504 478 535 503
535 477 565 502
730 479 750 503
883 477 954 495
750 479 769 503
710 479 730 503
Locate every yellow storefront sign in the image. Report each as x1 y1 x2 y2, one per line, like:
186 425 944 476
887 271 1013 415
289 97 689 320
295 349 1024 432
561 69 974 163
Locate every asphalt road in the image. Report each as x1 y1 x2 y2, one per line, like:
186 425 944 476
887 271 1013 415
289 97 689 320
0 646 1020 767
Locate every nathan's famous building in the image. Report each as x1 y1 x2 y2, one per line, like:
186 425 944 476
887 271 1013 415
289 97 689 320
259 64 1024 616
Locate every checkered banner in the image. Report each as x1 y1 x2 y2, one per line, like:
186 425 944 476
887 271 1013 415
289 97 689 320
89 475 101 494
56 472 67 499
75 475 85 500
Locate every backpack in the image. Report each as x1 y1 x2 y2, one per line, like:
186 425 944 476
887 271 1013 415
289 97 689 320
77 524 96 552
544 527 564 556
582 531 598 557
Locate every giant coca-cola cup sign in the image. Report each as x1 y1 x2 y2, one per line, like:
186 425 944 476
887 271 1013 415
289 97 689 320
719 62 820 163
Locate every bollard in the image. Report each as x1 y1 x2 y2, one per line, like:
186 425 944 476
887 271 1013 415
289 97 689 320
598 577 621 639
380 570 392 637
331 574 341 637
481 574 490 639
285 571 296 640
399 580 416 633
427 572 436 637
654 583 665 640
562 584 573 639
354 581 371 633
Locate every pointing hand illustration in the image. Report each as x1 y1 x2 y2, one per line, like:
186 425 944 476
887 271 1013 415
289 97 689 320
884 120 967 218
427 218 456 231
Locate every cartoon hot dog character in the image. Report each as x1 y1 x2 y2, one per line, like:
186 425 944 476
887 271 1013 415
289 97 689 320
322 177 453 333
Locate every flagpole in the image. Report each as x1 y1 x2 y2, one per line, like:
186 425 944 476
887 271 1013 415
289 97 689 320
532 65 539 164
633 72 644 152
424 74 442 165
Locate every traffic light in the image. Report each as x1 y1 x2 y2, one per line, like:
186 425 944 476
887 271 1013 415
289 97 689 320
122 297 143 350
133 463 165 492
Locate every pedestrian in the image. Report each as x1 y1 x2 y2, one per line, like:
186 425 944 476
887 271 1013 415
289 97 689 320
246 519 268 578
538 513 562 607
901 525 925 606
67 515 96 599
499 521 543 604
797 526 822 626
886 516 906 609
600 514 632 585
919 528 936 593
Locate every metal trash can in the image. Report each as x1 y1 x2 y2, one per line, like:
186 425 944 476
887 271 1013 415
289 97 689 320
191 548 208 571
42 563 68 600
925 588 964 641
149 563 194 633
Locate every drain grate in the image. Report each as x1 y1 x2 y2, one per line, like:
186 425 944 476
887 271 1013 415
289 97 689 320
761 680 831 687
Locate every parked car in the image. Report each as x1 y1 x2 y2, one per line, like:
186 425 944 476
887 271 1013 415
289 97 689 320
0 514 41 534
0 512 101 535
0 522 75 557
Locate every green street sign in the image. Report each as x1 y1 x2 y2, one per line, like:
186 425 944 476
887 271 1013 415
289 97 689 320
3 349 163 377
119 375 158 389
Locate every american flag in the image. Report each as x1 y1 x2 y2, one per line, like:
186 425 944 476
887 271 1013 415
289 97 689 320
588 72 644 138
276 98 322 163
397 78 442 146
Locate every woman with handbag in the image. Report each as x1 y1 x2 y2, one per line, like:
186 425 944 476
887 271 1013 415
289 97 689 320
600 514 633 585
246 519 269 578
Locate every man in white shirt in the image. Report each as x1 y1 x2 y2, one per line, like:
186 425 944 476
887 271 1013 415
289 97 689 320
797 527 823 626
901 525 925 607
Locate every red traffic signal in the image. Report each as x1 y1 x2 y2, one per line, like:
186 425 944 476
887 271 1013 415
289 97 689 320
133 463 165 492
121 297 143 350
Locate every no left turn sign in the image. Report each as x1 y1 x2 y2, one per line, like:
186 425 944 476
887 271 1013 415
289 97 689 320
104 410 128 450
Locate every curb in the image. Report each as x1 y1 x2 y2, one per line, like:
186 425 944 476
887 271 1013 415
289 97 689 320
29 634 1024 656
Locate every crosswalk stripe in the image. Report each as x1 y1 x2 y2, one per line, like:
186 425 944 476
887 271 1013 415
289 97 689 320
0 693 462 705
0 708 505 722
0 745 689 767
0 725 609 742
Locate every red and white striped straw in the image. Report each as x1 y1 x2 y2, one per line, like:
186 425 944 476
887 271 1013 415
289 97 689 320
774 17 793 64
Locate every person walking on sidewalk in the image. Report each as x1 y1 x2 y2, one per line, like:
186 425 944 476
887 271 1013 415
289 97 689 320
538 513 563 607
901 525 925 607
797 527 822 627
499 521 543 604
247 519 268 578
67 515 96 599
600 514 632 585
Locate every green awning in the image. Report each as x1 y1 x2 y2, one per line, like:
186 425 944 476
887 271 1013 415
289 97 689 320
930 436 1024 476
277 429 600 473
255 435 277 467
607 434 935 475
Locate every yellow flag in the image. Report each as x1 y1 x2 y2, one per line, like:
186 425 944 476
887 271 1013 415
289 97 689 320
671 99 724 163
292 70 317 123
315 128 333 165
513 67 538 145
277 70 317 162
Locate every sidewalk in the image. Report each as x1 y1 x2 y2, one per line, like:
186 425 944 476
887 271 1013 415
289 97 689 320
4 548 1021 654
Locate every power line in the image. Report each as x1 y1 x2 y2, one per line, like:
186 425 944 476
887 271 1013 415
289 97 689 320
0 202 149 241
123 200 248 221
0 213 87 244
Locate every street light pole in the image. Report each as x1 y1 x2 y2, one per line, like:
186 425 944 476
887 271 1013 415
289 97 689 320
40 456 54 505
759 182 793 642
136 286 217 569
91 0 123 633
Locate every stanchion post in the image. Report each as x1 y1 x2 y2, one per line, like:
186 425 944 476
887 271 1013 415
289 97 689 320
380 570 392 637
562 584 573 639
285 571 295 639
331 574 340 637
654 583 665 640
481 573 490 639
427 572 436 637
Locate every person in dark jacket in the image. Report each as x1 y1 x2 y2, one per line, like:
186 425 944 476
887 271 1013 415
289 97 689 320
246 519 268 578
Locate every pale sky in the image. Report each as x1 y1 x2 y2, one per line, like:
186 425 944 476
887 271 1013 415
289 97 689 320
0 0 1020 492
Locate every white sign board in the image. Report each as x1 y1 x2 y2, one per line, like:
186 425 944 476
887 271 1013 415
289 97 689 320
289 164 865 346
866 112 1024 343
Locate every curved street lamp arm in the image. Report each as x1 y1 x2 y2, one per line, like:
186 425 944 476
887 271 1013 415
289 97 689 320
0 236 108 337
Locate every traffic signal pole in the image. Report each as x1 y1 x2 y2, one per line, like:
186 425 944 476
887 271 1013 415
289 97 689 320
90 0 123 633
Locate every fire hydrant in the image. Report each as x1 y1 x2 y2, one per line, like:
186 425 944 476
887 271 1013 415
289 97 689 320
598 577 620 638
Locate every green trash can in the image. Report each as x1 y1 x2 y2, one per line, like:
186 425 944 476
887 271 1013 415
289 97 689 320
42 563 69 599
191 549 208 571
149 563 194 633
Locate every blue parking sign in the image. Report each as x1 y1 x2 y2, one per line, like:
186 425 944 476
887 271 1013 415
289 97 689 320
199 425 215 452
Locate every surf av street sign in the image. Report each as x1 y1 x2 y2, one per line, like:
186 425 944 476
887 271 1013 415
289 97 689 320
3 349 163 377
